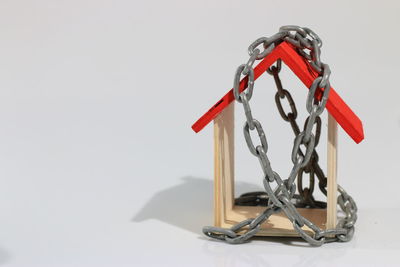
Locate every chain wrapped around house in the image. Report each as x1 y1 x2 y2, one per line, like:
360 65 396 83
191 25 364 246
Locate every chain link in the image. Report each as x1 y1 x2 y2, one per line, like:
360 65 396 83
237 66 326 209
203 26 357 246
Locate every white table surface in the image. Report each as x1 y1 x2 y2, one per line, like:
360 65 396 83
0 0 399 266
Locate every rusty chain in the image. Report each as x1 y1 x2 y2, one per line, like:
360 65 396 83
203 26 357 246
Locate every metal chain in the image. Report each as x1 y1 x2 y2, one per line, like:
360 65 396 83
270 62 327 208
235 64 327 209
203 26 357 246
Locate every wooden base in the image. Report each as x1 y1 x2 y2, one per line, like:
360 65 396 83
220 206 326 236
214 102 337 237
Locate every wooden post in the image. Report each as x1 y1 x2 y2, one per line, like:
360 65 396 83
326 114 338 230
213 102 235 226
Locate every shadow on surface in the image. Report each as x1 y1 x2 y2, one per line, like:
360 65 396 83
133 176 362 249
132 176 263 235
0 246 11 265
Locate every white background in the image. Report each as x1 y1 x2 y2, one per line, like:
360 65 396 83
0 0 399 266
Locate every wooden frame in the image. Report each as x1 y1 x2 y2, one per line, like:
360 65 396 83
213 102 338 236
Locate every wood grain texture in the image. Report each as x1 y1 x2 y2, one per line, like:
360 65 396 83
213 102 235 227
327 114 338 231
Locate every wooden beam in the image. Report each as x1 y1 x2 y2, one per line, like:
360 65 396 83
213 102 235 227
326 114 338 230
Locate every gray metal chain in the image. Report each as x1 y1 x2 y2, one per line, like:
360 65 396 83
203 26 357 246
236 62 327 209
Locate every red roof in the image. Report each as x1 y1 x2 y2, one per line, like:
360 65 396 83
191 42 364 144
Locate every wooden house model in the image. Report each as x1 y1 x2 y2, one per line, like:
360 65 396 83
191 42 364 237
